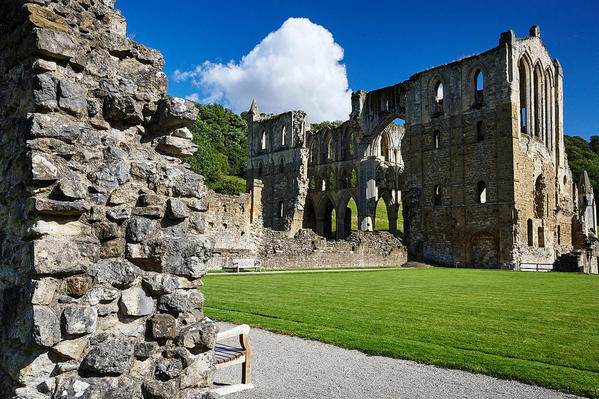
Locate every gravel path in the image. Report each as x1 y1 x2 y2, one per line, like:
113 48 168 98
214 322 581 399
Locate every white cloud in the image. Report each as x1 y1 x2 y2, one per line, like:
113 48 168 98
173 18 352 122
185 93 200 102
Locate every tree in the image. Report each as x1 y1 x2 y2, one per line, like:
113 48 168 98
589 135 599 154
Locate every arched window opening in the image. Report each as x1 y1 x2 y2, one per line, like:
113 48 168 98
328 138 334 161
434 129 440 149
533 67 541 138
350 169 357 188
474 70 484 104
584 197 589 207
477 181 487 204
527 219 533 246
258 162 263 177
433 185 441 206
279 158 284 173
476 121 484 142
278 201 284 218
281 125 286 146
328 171 336 190
538 226 545 247
380 132 390 161
557 225 561 245
534 175 545 218
310 176 316 191
261 130 266 150
385 100 390 111
519 59 528 133
348 133 355 157
434 81 444 114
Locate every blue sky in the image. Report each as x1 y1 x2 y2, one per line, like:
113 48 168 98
117 0 598 138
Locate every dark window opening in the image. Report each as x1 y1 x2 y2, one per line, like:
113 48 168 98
527 219 533 246
433 185 441 206
279 158 284 173
519 59 528 133
328 171 336 190
477 181 487 204
434 130 440 149
538 226 544 247
557 225 561 245
534 175 545 218
328 138 334 160
258 162 263 177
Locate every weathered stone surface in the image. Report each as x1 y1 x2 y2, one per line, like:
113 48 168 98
119 286 154 316
104 94 144 124
32 305 61 347
142 273 179 295
87 259 142 288
180 389 220 399
131 206 163 218
171 127 193 140
166 198 189 219
28 113 81 143
153 97 198 131
30 278 59 305
157 290 204 314
31 154 58 182
66 276 93 296
149 314 176 339
29 197 89 215
52 336 88 361
33 238 99 276
16 351 55 387
126 217 157 242
58 79 87 115
25 3 68 32
98 301 120 316
179 352 215 389
142 380 178 399
32 28 78 60
106 207 132 222
81 336 135 376
175 318 217 351
62 305 97 336
32 73 58 110
155 358 183 380
86 286 120 306
156 136 198 158
90 159 130 188
134 341 158 360
56 179 88 200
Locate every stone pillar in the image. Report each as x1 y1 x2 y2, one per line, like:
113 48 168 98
358 159 378 231
0 2 218 398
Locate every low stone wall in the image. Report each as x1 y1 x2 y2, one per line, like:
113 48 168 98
259 229 407 269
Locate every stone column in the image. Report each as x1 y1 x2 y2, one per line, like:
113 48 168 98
0 2 218 398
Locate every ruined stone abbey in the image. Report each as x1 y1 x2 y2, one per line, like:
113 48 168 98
247 26 599 273
0 0 597 397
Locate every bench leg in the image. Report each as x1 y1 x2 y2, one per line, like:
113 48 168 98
241 358 251 384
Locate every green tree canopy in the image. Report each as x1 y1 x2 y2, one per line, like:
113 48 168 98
564 135 599 195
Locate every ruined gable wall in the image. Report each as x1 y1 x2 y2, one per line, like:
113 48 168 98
508 30 575 266
246 111 309 234
401 40 516 268
0 1 219 397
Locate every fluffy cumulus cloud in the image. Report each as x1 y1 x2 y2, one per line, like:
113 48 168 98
174 18 352 122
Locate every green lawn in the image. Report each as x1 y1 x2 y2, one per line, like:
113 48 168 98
202 268 599 398
332 199 404 238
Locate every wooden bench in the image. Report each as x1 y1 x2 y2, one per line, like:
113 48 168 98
224 258 262 273
211 324 253 396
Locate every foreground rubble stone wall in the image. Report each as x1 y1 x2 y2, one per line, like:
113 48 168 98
0 1 218 397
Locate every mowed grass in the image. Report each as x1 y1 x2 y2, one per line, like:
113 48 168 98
333 199 404 238
202 268 599 398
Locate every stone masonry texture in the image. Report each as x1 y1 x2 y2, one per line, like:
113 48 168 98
0 1 218 398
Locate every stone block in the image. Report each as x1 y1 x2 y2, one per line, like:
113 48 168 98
106 207 132 222
153 97 198 132
142 273 179 295
86 286 120 306
119 286 153 317
32 28 78 60
134 341 159 360
33 238 99 276
142 380 178 399
52 336 88 360
149 314 176 339
156 136 198 158
32 305 61 347
31 154 58 182
126 217 157 243
58 79 87 115
62 305 97 336
65 276 93 297
175 318 217 351
166 198 188 219
81 336 135 376
29 197 89 216
87 259 142 288
56 179 88 200
155 358 183 380
158 290 204 314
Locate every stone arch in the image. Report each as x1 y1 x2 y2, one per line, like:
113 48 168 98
545 67 554 150
317 194 337 239
469 231 498 268
429 74 445 115
328 169 336 190
303 195 317 231
518 53 533 134
257 161 264 177
533 62 545 140
338 191 359 239
471 64 486 104
380 130 390 161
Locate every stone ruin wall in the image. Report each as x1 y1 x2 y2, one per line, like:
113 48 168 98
0 1 220 398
